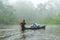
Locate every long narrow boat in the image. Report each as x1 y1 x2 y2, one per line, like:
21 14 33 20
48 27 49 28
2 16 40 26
24 25 45 30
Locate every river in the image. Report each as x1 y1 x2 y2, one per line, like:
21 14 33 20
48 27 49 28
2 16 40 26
0 25 60 40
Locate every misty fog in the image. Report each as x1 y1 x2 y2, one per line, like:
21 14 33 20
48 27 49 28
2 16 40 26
0 0 60 24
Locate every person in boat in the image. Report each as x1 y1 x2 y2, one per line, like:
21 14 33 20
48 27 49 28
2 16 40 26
20 19 26 31
31 23 40 28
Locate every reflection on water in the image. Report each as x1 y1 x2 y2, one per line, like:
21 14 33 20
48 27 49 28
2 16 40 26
0 25 60 40
21 33 26 40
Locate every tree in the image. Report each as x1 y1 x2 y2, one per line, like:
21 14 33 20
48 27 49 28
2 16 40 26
0 1 17 24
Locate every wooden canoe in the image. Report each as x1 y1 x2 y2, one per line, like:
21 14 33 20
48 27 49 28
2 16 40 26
24 25 45 30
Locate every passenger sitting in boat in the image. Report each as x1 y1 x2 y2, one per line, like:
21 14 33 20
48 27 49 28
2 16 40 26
31 23 40 28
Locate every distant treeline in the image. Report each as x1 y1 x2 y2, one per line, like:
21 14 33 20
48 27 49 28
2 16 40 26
0 1 60 25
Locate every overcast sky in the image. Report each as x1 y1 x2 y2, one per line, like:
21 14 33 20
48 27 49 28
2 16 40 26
8 0 49 8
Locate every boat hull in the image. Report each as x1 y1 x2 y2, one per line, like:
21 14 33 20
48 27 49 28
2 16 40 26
24 25 45 30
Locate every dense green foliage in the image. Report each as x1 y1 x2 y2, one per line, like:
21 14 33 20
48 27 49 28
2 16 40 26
48 16 60 24
0 1 18 25
0 1 60 25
